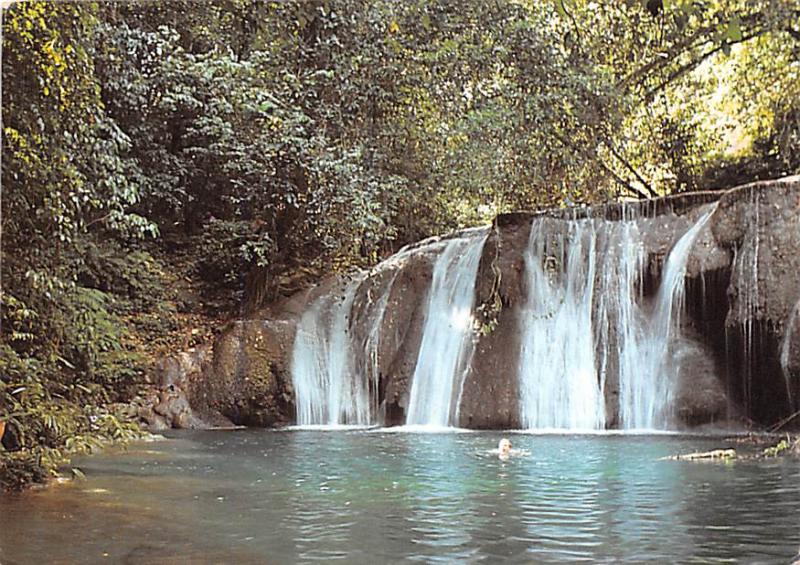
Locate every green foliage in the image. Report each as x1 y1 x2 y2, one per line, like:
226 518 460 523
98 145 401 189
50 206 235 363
89 0 799 287
1 2 158 489
77 242 165 311
0 452 50 492
0 343 141 490
763 438 791 457
192 220 263 299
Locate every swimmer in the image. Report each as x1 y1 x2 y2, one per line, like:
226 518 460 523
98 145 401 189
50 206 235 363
493 437 528 459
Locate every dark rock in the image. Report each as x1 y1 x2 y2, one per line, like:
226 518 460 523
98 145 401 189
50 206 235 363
673 337 729 426
697 176 800 422
370 248 437 422
138 346 222 430
459 216 529 429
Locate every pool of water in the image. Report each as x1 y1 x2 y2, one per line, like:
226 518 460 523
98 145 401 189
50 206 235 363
1 430 799 563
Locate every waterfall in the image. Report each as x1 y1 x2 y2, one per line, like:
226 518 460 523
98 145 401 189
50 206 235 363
291 275 371 426
405 230 489 427
359 271 400 420
618 206 716 429
730 191 761 415
518 219 606 430
518 206 716 431
290 202 717 431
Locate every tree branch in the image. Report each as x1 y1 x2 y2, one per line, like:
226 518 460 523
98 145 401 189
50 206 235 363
603 139 658 198
600 161 653 200
617 23 719 90
643 28 767 102
550 131 652 200
618 11 764 93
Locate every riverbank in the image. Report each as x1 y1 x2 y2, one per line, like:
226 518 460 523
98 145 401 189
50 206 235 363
1 233 233 492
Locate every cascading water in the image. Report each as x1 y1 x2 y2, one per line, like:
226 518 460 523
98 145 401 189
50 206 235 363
518 206 717 431
358 271 400 419
518 219 606 430
618 206 716 429
291 201 717 431
730 190 761 415
405 229 489 427
291 275 372 426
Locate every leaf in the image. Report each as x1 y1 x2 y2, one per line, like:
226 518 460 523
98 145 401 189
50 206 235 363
721 41 731 56
421 13 431 31
726 15 742 42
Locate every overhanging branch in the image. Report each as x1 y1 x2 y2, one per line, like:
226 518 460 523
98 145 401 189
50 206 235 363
643 28 767 101
603 139 658 198
550 131 653 200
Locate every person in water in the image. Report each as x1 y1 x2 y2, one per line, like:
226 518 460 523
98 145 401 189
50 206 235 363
498 438 512 457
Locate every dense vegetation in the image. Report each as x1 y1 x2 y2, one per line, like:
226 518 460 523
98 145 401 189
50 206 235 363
2 0 799 489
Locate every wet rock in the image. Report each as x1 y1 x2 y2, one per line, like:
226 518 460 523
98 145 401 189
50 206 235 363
713 177 800 330
460 217 529 429
673 338 729 427
784 302 800 385
185 319 296 427
137 346 221 430
699 176 800 422
137 405 169 432
369 248 438 423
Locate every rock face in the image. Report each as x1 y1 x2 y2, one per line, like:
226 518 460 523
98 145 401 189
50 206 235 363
137 347 213 430
154 176 800 431
144 320 295 428
700 178 800 423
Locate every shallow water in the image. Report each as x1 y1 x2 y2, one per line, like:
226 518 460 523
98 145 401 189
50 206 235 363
1 430 799 564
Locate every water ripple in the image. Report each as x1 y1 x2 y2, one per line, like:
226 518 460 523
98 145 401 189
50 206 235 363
1 431 800 564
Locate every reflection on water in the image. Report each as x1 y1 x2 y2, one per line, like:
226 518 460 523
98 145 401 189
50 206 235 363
1 430 799 564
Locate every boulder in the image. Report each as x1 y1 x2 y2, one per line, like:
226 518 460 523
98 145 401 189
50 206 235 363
185 319 295 427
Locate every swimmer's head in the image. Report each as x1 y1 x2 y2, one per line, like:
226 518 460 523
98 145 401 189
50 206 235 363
498 438 512 454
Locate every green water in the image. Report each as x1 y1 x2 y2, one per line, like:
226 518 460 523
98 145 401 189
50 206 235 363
1 430 799 563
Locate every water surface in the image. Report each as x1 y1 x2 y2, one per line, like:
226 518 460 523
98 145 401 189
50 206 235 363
1 430 799 563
